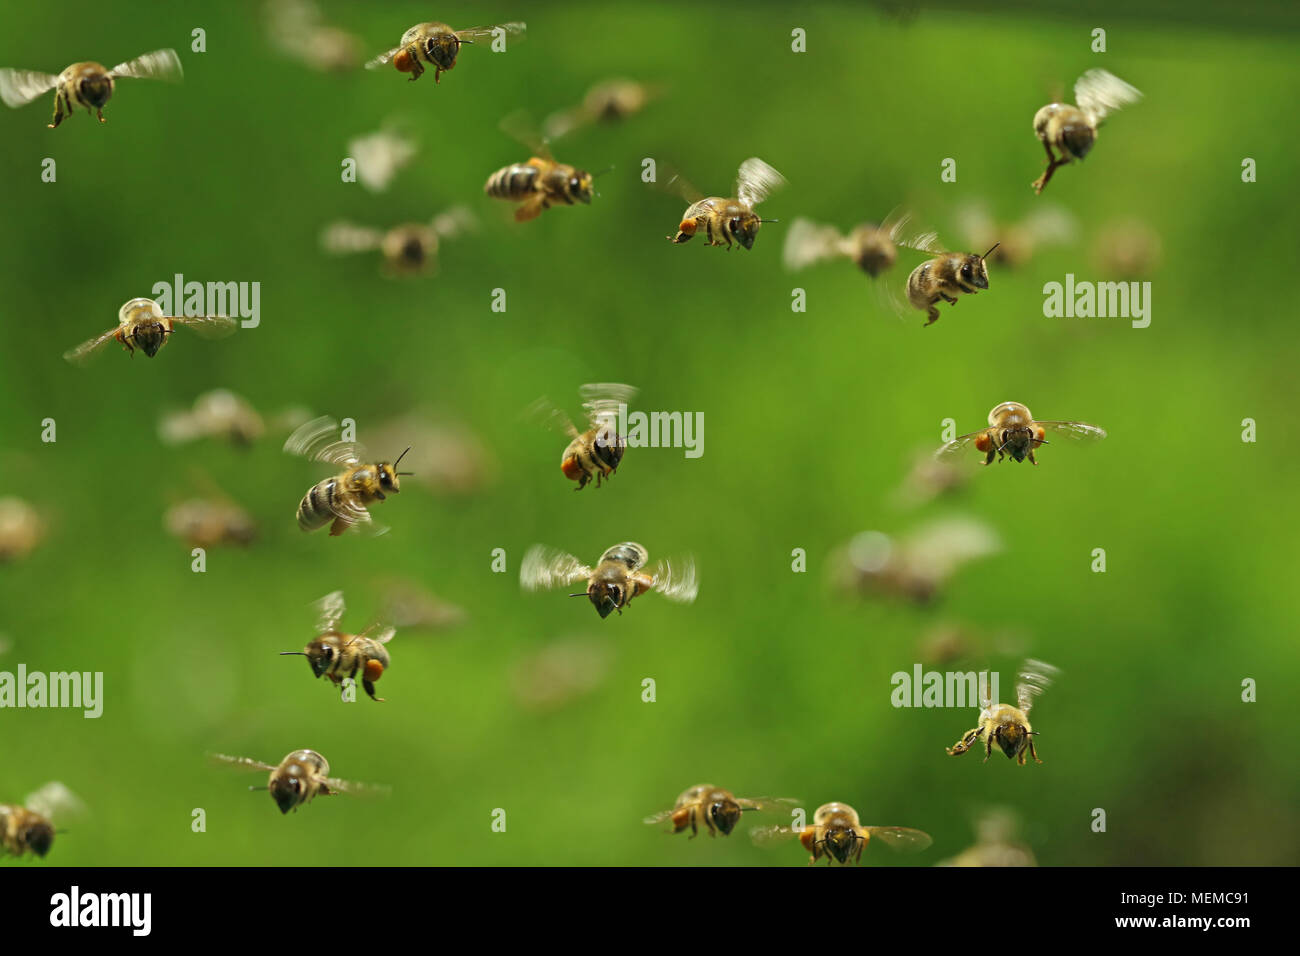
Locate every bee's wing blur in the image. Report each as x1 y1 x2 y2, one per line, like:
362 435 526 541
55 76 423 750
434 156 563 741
209 752 278 774
579 382 637 427
328 495 388 538
1020 204 1078 246
456 22 527 44
524 396 580 440
933 429 993 460
158 408 202 445
0 69 58 107
649 556 699 604
642 808 676 826
734 157 785 209
431 205 478 239
520 545 592 592
284 416 366 466
737 796 800 812
782 218 850 271
1035 420 1107 442
324 775 391 798
894 219 945 255
360 624 397 646
904 517 1001 578
1074 68 1142 126
321 220 385 255
170 314 238 339
542 104 588 142
24 782 85 823
63 327 120 366
863 826 934 852
364 46 402 71
498 109 551 160
1015 658 1059 715
654 163 703 204
312 590 347 633
954 201 998 249
109 49 183 82
749 824 801 847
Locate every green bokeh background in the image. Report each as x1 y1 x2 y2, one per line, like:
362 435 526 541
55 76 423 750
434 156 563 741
1 1 1297 866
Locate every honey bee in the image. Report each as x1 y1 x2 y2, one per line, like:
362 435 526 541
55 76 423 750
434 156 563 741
63 298 236 365
159 389 265 447
379 579 467 632
0 782 84 859
1092 218 1163 279
1032 69 1142 194
901 233 999 326
484 113 601 222
347 124 417 192
529 382 636 490
831 518 1001 604
164 498 257 549
0 49 181 128
281 590 395 702
752 802 933 865
665 158 785 250
935 402 1107 466
955 201 1077 270
0 497 44 562
542 78 662 140
947 659 1058 765
644 785 796 838
521 542 698 619
321 207 475 277
365 21 525 84
936 808 1037 867
283 416 414 536
783 210 919 278
368 415 495 496
511 636 612 713
265 0 363 73
210 750 388 814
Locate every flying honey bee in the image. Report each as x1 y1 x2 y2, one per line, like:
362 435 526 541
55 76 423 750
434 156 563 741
265 0 363 73
1032 69 1142 194
665 158 785 250
281 590 395 702
521 542 698 619
321 207 475 277
0 497 44 562
644 785 796 838
0 49 181 128
365 21 525 84
0 782 84 859
159 389 265 447
283 416 414 536
752 802 933 866
542 78 662 140
63 298 236 365
1092 218 1163 279
783 210 920 278
947 659 1059 765
955 201 1077 270
379 579 467 632
210 750 388 814
899 232 999 326
165 498 257 549
484 113 602 222
936 808 1037 867
347 124 418 192
935 402 1107 466
528 382 637 490
831 518 1002 604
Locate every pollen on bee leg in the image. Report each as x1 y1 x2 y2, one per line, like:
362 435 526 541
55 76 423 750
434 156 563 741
364 659 384 682
561 456 584 481
974 434 993 453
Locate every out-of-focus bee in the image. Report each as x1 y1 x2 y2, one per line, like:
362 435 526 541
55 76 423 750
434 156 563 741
365 21 525 84
0 497 44 562
63 298 236 365
0 783 84 859
1032 69 1142 194
281 590 395 702
528 383 636 490
165 498 257 549
783 210 921 278
321 207 475 277
542 78 662 140
379 579 467 632
210 750 388 814
955 201 1077 270
159 389 264 447
644 785 796 838
283 416 414 536
347 123 417 192
947 659 1058 765
752 802 933 866
936 808 1037 867
521 541 698 619
265 0 363 73
665 158 785 250
0 49 181 128
368 415 494 496
901 232 999 326
511 636 612 712
935 402 1106 466
892 447 971 509
485 113 602 222
831 518 1001 604
1092 218 1163 279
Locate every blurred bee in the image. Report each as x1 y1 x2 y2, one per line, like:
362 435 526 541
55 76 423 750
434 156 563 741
347 123 417 192
265 0 363 73
665 158 785 250
210 750 388 815
283 416 414 536
901 232 999 327
0 49 181 128
159 389 265 447
521 541 698 619
365 21 525 84
955 201 1077 270
752 802 932 866
644 785 795 838
542 78 662 140
165 498 257 549
529 382 636 490
1032 69 1142 194
947 659 1058 765
783 210 920 278
831 518 1001 604
1092 218 1163 279
0 783 84 859
0 497 44 562
321 207 475 277
893 447 971 509
485 113 602 222
281 590 395 702
936 808 1037 867
511 636 612 713
379 579 467 632
935 402 1106 466
63 298 236 365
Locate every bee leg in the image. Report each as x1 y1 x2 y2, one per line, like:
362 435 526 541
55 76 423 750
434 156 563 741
48 91 68 128
1028 447 1038 466
96 107 106 124
363 678 385 702
983 728 995 763
924 303 940 326
1028 735 1042 764
328 516 351 536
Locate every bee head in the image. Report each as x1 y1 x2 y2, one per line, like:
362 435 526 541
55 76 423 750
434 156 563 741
23 820 55 857
997 723 1027 759
592 423 625 471
131 321 170 358
424 32 460 70
708 798 743 836
283 640 334 678
79 72 113 108
823 825 858 864
959 251 992 291
729 212 764 250
379 448 414 493
1059 123 1095 161
270 775 302 815
570 170 595 204
587 581 624 619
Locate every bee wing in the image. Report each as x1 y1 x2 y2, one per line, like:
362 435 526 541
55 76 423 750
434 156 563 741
933 429 994 460
653 163 703 204
954 201 998 248
1015 659 1059 715
62 327 120 366
0 68 58 107
24 782 85 822
347 128 417 193
109 48 183 82
649 556 699 604
323 775 391 798
321 220 385 256
312 590 347 633
1034 420 1107 442
284 416 366 466
209 752 278 774
579 382 637 426
749 824 802 847
327 495 388 538
736 796 800 813
863 826 934 852
358 623 396 646
782 218 852 271
520 545 592 592
525 396 581 440
894 219 945 255
643 807 678 826
904 518 1001 575
734 157 785 209
364 46 402 71
498 109 552 160
456 22 527 44
1074 69 1142 126
170 314 238 340
542 104 589 142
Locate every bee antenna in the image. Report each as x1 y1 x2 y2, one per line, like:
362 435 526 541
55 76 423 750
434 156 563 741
392 447 412 468
592 165 615 178
279 651 306 656
760 218 780 224
568 592 588 598
981 242 1001 261
248 786 268 792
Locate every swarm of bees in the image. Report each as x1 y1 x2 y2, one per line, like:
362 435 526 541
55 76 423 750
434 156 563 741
935 402 1106 466
321 207 476 277
365 21 525 84
0 783 84 859
665 158 785 250
284 416 413 536
752 802 933 866
521 542 698 619
210 750 388 815
282 591 396 702
947 659 1059 765
529 383 637 490
0 49 181 128
1032 69 1142 193
644 785 796 838
64 298 236 365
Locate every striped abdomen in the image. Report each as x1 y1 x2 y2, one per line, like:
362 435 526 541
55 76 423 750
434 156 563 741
485 161 541 200
298 477 341 532
598 541 647 571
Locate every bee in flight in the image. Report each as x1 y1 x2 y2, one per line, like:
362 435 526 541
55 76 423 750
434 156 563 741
752 802 932 866
164 497 257 549
63 298 236 365
282 590 396 702
0 497 44 563
644 784 796 839
947 659 1059 765
665 157 785 250
484 113 602 222
0 49 181 128
265 0 363 73
954 201 1077 270
541 78 662 140
528 382 637 490
935 808 1037 867
283 416 414 537
321 206 475 277
782 210 921 278
831 518 1002 605
521 541 698 619
898 230 999 326
0 782 84 859
935 402 1106 466
365 21 525 84
1032 69 1142 194
209 750 388 815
